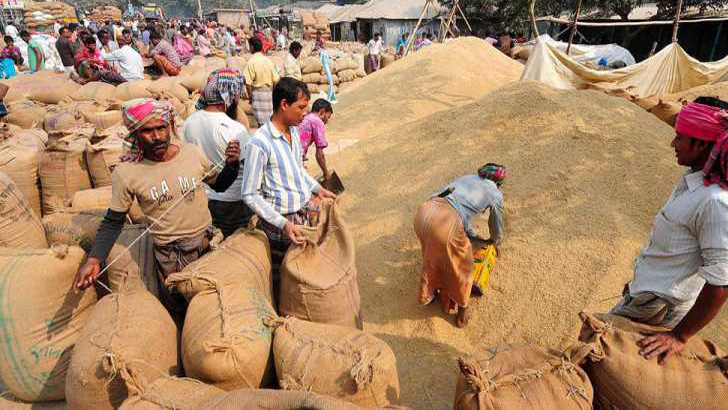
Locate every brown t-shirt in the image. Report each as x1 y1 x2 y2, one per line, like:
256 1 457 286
110 144 218 245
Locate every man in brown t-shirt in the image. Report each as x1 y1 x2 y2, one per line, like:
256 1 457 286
74 98 240 321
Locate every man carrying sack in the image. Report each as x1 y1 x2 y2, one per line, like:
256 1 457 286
74 99 242 324
244 37 280 127
241 78 337 297
612 97 728 364
414 164 506 328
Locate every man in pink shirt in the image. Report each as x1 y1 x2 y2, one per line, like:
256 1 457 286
299 98 333 180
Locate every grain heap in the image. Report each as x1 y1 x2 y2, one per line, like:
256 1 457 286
328 80 684 409
327 37 524 142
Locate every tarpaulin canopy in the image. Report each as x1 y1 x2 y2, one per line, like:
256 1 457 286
525 34 636 66
521 35 728 97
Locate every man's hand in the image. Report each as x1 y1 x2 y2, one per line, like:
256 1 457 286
284 220 305 245
637 331 687 365
316 187 337 199
324 171 333 181
75 258 102 290
225 140 240 163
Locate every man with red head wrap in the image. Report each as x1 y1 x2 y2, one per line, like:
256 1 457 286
612 96 728 364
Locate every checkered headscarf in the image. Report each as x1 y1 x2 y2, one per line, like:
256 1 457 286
478 163 507 186
121 98 174 163
197 68 245 110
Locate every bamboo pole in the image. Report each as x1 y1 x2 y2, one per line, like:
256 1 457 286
440 1 457 42
456 3 473 34
529 0 540 38
404 0 431 56
566 0 583 55
672 0 684 42
249 0 258 31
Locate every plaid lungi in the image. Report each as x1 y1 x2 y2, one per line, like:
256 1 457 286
610 283 693 329
252 87 273 126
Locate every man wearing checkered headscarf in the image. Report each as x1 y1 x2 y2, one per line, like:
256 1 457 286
75 97 244 327
183 68 253 238
414 163 506 328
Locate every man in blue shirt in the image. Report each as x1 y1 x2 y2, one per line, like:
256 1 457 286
396 33 408 55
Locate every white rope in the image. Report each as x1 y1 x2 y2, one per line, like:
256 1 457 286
94 158 226 293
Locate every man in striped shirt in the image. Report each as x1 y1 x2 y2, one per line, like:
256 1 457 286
241 78 337 296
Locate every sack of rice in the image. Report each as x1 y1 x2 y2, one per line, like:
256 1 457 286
0 123 48 151
338 69 357 83
0 144 42 217
4 99 46 129
65 270 181 410
43 110 86 134
301 57 323 74
148 77 190 102
180 72 207 93
114 80 154 101
197 389 370 409
307 83 320 93
352 54 365 72
30 78 80 105
119 374 224 410
234 103 250 129
303 72 322 84
39 135 92 214
0 171 48 248
70 186 146 223
86 133 124 187
43 210 103 250
70 81 116 101
381 54 395 68
226 56 248 71
0 245 95 402
82 109 123 130
280 199 362 328
574 312 728 409
454 345 593 410
271 317 400 408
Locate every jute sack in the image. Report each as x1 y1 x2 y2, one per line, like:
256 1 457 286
0 123 48 151
42 210 103 251
148 77 190 102
85 133 123 187
82 110 123 131
0 171 48 248
39 135 92 214
180 72 207 93
0 144 42 218
65 266 181 410
270 317 400 408
306 83 321 93
30 78 80 105
113 80 154 101
234 103 250 129
381 54 395 68
352 54 365 73
454 345 593 410
280 199 362 329
103 234 158 304
226 56 248 71
302 72 322 84
574 312 728 409
301 57 323 74
70 186 147 224
196 389 371 410
0 245 95 401
43 110 86 134
120 374 224 410
70 81 117 101
4 99 46 129
338 69 357 83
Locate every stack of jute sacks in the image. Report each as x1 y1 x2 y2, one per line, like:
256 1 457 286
298 54 366 96
299 10 331 41
88 5 123 23
453 311 728 409
0 115 402 409
23 1 77 31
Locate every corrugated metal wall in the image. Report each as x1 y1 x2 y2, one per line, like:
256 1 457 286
364 19 441 45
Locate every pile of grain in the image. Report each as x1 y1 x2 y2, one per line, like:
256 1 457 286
327 37 524 142
329 80 686 409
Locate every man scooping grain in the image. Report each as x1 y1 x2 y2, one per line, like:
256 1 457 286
612 97 728 364
74 99 241 324
414 164 506 328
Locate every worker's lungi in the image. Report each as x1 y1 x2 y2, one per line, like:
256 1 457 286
610 284 693 329
414 197 473 311
252 87 273 126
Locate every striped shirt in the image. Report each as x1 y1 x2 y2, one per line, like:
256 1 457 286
152 39 181 68
241 121 320 229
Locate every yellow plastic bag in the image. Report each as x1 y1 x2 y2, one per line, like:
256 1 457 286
472 245 496 294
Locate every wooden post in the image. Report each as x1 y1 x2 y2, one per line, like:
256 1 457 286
404 0 431 56
456 3 473 34
249 0 258 31
197 0 203 20
709 21 723 61
566 0 583 55
440 1 457 42
672 0 684 43
529 0 540 38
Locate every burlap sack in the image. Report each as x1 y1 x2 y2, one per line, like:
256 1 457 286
43 110 86 134
119 375 224 410
106 227 158 301
234 103 250 129
4 99 46 129
307 83 321 93
0 123 48 151
114 80 154 101
303 72 322 84
39 135 92 214
226 56 248 71
65 272 180 410
197 389 371 410
381 54 395 68
454 345 593 410
180 72 207 93
82 110 123 130
352 54 365 73
301 57 323 74
0 245 95 401
148 77 190 102
70 81 117 101
338 69 357 83
271 317 400 408
70 186 146 223
574 312 728 409
42 210 103 251
280 200 362 329
30 79 80 105
85 134 124 187
0 144 42 217
0 171 48 248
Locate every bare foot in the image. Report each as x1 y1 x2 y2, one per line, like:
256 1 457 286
456 307 470 328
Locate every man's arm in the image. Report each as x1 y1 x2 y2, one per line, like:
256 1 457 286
315 147 330 180
488 198 505 244
100 48 124 62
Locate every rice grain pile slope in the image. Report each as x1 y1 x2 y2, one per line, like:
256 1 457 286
330 80 685 409
327 37 523 142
